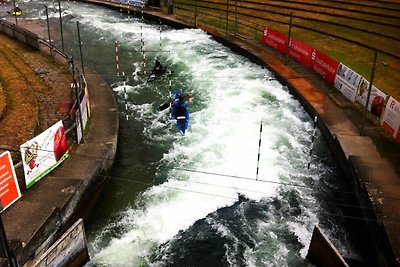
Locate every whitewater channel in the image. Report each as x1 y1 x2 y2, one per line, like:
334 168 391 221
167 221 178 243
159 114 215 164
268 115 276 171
4 1 361 266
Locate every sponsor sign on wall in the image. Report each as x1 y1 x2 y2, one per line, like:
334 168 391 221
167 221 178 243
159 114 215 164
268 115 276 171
356 78 387 119
76 94 89 144
262 27 288 54
334 63 363 102
84 84 91 118
288 37 313 67
310 49 339 83
0 151 21 210
381 97 400 141
20 121 69 189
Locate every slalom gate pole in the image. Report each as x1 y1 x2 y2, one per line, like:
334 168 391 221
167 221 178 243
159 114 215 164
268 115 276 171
308 116 318 169
159 20 162 53
168 78 172 118
123 72 129 120
140 26 146 75
115 40 120 77
169 78 172 96
256 119 263 181
141 9 146 75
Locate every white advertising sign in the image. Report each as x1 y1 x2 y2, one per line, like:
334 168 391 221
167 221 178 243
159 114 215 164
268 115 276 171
76 95 89 144
20 121 69 189
381 97 400 141
356 78 387 119
334 63 362 102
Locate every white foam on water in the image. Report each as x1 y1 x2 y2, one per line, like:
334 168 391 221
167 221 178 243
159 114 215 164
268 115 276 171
89 26 319 265
24 3 351 265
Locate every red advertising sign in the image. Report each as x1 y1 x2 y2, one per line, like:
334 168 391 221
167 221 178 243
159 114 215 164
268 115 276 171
262 27 288 54
310 49 339 83
288 37 313 67
0 151 21 210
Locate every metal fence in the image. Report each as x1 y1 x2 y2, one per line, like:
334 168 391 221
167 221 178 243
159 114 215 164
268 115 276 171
0 19 87 185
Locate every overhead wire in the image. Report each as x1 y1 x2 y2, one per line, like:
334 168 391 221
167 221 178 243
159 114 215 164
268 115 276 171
94 172 400 225
4 144 400 210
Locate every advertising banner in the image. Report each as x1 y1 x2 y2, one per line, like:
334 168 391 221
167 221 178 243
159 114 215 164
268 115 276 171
356 78 387 119
288 37 313 67
84 83 91 118
334 63 363 102
310 49 339 83
76 94 89 144
381 97 400 141
0 151 21 210
20 121 69 189
262 27 288 54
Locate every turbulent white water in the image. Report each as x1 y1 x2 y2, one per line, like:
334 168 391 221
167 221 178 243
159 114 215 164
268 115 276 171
2 2 358 266
83 15 323 266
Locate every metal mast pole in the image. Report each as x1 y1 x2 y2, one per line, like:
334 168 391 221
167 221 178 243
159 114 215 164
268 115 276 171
285 12 293 65
44 5 53 56
0 202 18 267
360 51 378 136
58 0 65 52
12 0 18 25
77 21 85 76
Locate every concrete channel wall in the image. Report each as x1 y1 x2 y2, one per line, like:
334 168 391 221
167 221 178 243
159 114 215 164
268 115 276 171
0 21 40 50
307 225 349 267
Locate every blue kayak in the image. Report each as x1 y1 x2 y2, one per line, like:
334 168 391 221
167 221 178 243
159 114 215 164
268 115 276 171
171 91 190 135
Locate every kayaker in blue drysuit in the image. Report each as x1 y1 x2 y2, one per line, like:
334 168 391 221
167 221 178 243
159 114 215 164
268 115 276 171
171 94 187 119
171 91 192 118
171 91 192 134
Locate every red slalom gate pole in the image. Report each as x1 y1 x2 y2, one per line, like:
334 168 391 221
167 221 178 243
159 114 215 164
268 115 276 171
115 40 120 77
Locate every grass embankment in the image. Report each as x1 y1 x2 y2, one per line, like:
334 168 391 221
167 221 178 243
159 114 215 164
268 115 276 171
173 0 400 100
0 35 38 150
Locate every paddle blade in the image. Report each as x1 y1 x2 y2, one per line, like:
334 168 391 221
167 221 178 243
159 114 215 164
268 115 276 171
159 103 170 111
